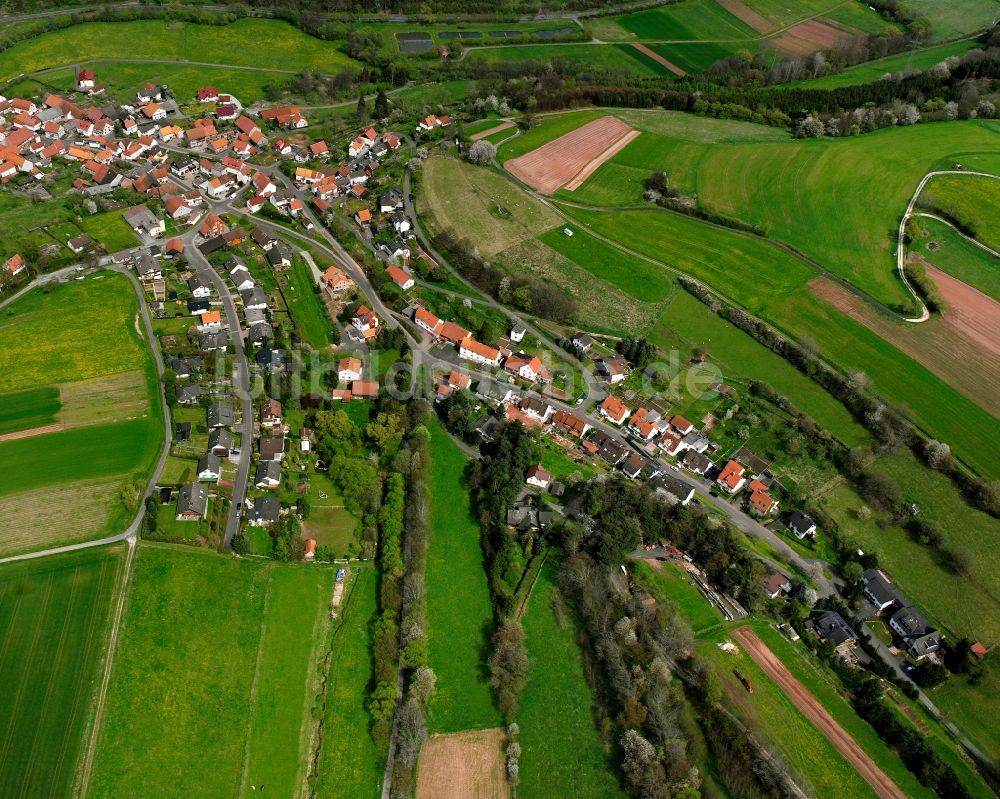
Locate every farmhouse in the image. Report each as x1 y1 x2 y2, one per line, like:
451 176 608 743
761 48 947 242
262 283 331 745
175 483 208 520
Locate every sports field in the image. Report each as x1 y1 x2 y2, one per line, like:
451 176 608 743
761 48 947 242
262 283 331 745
517 561 627 799
919 173 1000 251
89 546 336 799
425 421 501 733
314 568 384 799
0 275 163 555
0 546 125 799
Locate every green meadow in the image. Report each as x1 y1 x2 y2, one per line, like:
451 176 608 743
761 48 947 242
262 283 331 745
466 43 670 77
0 19 358 83
919 173 1000 251
796 40 978 89
0 385 60 435
0 546 124 799
90 546 336 799
424 421 501 733
287 254 334 348
314 568 384 799
517 561 627 799
911 216 1000 301
904 0 999 39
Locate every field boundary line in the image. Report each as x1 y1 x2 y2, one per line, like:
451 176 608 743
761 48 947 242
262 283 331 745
237 568 275 799
76 536 136 799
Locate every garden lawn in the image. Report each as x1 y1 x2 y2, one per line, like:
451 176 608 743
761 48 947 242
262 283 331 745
77 211 140 252
424 421 500 733
911 216 1000 301
0 19 358 82
0 385 60 435
89 545 266 798
0 545 124 799
651 290 870 446
795 40 977 88
931 652 1000 764
314 568 384 799
517 560 627 799
242 564 334 798
919 173 1000 251
287 254 333 348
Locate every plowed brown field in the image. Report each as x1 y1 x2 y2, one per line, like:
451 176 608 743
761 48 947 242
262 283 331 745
505 116 636 194
416 728 509 799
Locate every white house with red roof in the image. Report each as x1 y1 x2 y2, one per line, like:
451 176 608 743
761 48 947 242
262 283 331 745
716 460 746 494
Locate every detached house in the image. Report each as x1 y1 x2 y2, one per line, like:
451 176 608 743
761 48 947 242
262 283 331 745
385 264 414 291
338 357 363 382
255 460 282 489
525 464 551 490
599 395 630 425
261 398 283 428
459 337 501 367
716 460 746 494
197 453 222 482
175 482 208 520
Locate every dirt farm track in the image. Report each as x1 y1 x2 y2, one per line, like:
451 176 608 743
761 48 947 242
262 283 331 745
732 627 908 799
505 115 638 194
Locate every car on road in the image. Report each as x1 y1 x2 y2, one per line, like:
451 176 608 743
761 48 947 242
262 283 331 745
235 502 242 517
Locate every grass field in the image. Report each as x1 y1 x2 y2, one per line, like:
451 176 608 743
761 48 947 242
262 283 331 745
904 0 999 39
420 156 560 258
517 560 627 799
90 546 335 799
0 417 161 498
286 254 334 348
0 545 124 799
0 274 163 555
919 173 1000 251
0 385 60 435
648 40 745 72
0 19 358 83
614 0 757 40
77 211 141 252
795 40 978 88
464 43 670 77
0 277 148 391
314 568 384 799
425 421 500 733
539 223 674 302
633 559 725 633
911 216 1000 301
652 291 871 446
242 564 334 797
932 652 1000 764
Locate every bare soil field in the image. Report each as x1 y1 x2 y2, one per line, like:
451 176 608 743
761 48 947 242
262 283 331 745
716 0 776 32
810 276 1000 419
416 728 509 799
566 129 642 189
772 20 849 55
732 627 908 799
505 116 636 194
630 43 686 76
924 261 1000 359
471 121 514 141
